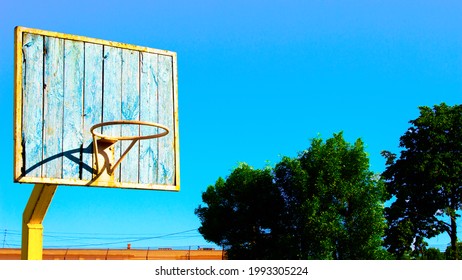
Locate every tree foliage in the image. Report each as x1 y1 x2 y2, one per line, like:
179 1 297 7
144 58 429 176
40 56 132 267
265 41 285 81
445 242 462 260
382 103 462 259
195 164 284 259
196 132 388 259
275 133 388 259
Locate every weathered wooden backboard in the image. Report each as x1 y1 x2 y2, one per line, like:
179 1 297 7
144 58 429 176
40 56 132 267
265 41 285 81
14 26 180 191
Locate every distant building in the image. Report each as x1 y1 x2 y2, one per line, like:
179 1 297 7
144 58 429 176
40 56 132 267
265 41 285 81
0 248 226 260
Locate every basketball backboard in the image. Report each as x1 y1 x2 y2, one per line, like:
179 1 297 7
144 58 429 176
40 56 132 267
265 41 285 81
14 26 179 191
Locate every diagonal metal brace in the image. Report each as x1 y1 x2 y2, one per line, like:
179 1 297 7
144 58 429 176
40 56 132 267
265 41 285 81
21 184 57 260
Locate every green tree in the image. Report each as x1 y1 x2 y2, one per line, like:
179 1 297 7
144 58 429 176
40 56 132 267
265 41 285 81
445 242 462 260
382 103 462 259
194 163 284 259
275 133 388 259
196 133 388 259
425 247 445 260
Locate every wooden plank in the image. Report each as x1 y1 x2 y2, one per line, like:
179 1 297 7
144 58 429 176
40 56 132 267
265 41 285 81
63 39 84 179
42 36 64 179
103 46 122 182
17 27 176 59
157 55 175 185
120 49 140 183
172 53 180 190
83 43 103 180
139 52 159 184
14 27 24 180
18 176 179 191
21 33 44 178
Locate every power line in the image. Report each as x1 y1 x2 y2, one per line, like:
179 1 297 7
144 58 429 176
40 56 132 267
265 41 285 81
0 228 209 249
44 229 202 248
2 230 6 248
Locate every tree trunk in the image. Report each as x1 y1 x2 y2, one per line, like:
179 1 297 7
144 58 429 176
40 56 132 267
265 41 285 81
450 212 458 260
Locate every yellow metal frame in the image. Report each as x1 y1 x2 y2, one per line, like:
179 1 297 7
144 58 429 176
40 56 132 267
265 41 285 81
13 26 180 191
21 184 57 260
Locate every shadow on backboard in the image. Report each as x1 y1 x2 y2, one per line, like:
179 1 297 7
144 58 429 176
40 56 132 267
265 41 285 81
21 143 97 182
20 141 126 186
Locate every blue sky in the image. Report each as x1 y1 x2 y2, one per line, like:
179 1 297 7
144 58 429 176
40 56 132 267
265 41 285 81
0 0 461 251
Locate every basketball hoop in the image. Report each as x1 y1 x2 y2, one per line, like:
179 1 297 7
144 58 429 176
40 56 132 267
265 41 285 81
90 120 169 176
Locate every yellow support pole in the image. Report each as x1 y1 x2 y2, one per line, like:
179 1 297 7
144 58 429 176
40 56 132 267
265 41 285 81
21 184 57 260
